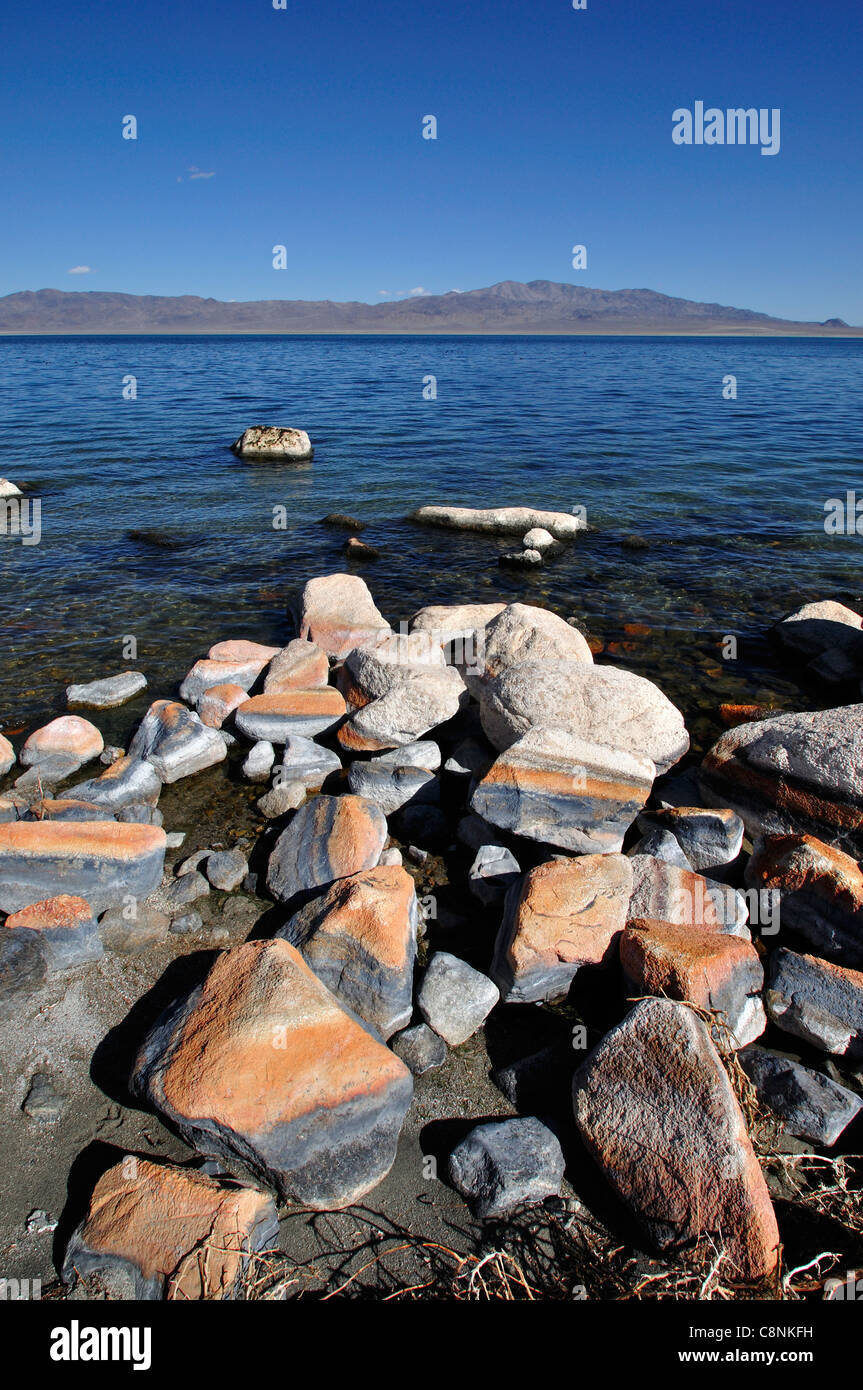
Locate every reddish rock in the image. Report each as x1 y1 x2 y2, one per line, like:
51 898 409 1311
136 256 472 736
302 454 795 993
178 657 270 705
5 894 93 931
719 703 773 729
235 689 347 742
4 893 102 972
264 639 330 693
0 734 15 777
63 1157 279 1300
290 573 390 660
574 997 780 1281
0 820 166 913
197 683 249 729
745 833 863 969
491 854 633 1002
23 798 116 822
279 865 418 1038
627 855 749 936
132 939 413 1209
20 716 103 771
266 794 387 903
621 918 766 1046
207 640 281 663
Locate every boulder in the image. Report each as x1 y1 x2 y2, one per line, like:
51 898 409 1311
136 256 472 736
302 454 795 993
231 425 313 461
0 734 14 777
700 705 863 853
391 1023 447 1074
66 755 162 812
774 600 863 681
4 894 103 973
128 701 227 783
621 919 766 1047
266 794 387 903
290 573 390 660
471 726 655 854
417 952 499 1046
274 735 342 788
338 646 467 752
739 1046 863 1146
20 716 104 773
627 856 750 937
235 689 347 743
410 504 586 540
448 1117 565 1218
179 657 270 705
66 672 147 710
0 478 22 498
278 865 417 1039
478 603 593 682
347 742 440 815
0 821 166 914
132 939 413 1209
63 1157 279 1300
745 834 863 969
522 528 556 552
264 639 330 693
208 640 281 662
573 997 780 1280
197 683 249 729
480 659 689 773
765 948 863 1058
636 806 744 874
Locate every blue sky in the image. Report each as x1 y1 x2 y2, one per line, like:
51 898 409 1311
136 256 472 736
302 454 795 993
2 0 861 322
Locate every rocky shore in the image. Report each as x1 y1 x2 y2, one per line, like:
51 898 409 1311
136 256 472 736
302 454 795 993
1 576 862 1300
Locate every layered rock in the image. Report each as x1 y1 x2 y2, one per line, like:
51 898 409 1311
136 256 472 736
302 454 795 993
263 639 330 693
179 656 270 705
275 735 342 788
491 854 633 1002
234 689 347 742
63 1157 279 1300
278 865 417 1039
0 821 166 913
66 755 162 812
620 919 766 1047
471 726 654 854
128 701 227 783
347 742 440 815
290 574 390 660
266 794 387 903
573 997 780 1280
208 640 281 662
745 834 863 969
627 856 750 936
196 684 249 729
132 939 413 1209
480 659 689 772
765 948 863 1058
700 705 863 853
4 893 103 972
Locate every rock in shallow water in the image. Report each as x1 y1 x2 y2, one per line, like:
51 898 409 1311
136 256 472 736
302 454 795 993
231 425 313 461
235 690 347 742
411 504 586 540
290 573 390 660
264 639 330 693
128 701 226 783
132 939 413 1209
67 755 162 811
266 794 387 903
20 716 104 773
573 997 780 1281
0 734 15 777
417 952 499 1046
66 671 147 710
448 1117 565 1218
63 1157 280 1300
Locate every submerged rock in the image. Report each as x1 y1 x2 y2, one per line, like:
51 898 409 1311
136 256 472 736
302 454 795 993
411 504 586 540
231 425 313 461
66 671 147 710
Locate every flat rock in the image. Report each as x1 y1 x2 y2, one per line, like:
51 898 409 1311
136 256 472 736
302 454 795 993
417 951 499 1046
468 843 521 907
208 640 281 662
0 734 14 777
573 997 780 1281
765 948 863 1058
0 930 48 1019
275 734 342 788
636 806 744 873
147 872 210 916
264 639 330 693
66 755 162 811
0 821 166 914
492 854 633 1002
391 1023 447 1074
700 705 863 853
99 904 170 954
338 647 466 752
347 742 440 815
411 504 586 541
128 700 227 783
471 726 655 854
63 1157 280 1300
278 865 417 1039
22 1072 66 1123
132 939 413 1209
197 683 249 729
4 894 103 972
621 918 766 1047
235 689 347 742
290 573 390 660
266 794 387 903
745 833 863 969
66 672 147 710
480 660 689 772
20 716 104 773
231 425 313 461
179 657 270 705
23 798 117 823
739 1045 863 1146
628 855 750 936
448 1117 565 1218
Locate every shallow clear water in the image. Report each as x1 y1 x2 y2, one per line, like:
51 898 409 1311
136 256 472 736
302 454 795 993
1 334 861 747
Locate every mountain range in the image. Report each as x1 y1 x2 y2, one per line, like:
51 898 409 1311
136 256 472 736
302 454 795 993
0 282 856 335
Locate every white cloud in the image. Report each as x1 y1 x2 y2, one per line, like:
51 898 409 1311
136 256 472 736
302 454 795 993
378 290 391 297
67 266 91 275
188 166 215 180
409 287 427 297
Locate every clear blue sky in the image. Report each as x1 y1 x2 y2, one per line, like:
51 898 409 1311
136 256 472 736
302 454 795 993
2 0 861 322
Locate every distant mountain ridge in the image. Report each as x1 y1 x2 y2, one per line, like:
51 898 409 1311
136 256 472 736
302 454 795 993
0 281 856 334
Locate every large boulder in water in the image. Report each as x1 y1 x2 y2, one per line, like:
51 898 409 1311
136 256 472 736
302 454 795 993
231 426 313 461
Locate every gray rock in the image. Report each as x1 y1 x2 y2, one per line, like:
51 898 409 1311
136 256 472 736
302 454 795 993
739 1045 863 1146
266 794 388 903
164 832 186 849
766 948 863 1058
242 741 275 783
0 931 47 1019
116 802 163 826
456 813 500 852
468 844 520 907
444 738 494 781
15 754 82 791
417 952 499 1046
0 821 166 915
147 872 210 916
492 1045 571 1111
22 799 116 823
379 847 403 867
391 1023 447 1074
22 1073 66 1123
170 911 204 936
500 548 542 568
128 700 227 783
338 647 467 750
636 807 744 873
628 826 693 870
176 849 211 877
348 744 440 815
99 904 170 954
206 850 248 892
257 781 305 819
66 756 162 812
276 735 342 788
66 672 147 710
6 909 102 975
448 1117 565 1218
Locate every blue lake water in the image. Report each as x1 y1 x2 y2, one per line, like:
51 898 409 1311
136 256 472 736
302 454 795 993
1 334 861 745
